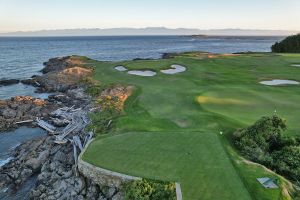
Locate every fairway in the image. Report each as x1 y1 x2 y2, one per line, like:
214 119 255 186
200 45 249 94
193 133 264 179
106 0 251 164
83 53 300 200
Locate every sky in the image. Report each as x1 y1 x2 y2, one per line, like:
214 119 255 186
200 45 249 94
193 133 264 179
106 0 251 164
0 0 300 33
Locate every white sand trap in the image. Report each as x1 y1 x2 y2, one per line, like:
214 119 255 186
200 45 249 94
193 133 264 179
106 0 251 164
161 64 186 74
127 70 157 77
115 65 128 71
291 64 300 67
260 79 299 86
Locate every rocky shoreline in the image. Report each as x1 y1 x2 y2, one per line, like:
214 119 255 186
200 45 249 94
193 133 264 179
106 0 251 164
0 56 124 200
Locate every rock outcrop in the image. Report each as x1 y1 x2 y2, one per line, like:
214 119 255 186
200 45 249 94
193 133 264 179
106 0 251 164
0 96 58 132
0 79 20 86
22 56 93 93
0 56 125 200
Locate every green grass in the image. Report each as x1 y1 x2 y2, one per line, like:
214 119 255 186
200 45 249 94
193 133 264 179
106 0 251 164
85 131 251 200
83 53 300 200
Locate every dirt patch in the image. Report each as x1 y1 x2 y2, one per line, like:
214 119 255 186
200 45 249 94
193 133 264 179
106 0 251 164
97 85 134 111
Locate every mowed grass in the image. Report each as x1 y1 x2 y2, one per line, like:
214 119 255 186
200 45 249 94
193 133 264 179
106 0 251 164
83 53 300 200
85 132 251 200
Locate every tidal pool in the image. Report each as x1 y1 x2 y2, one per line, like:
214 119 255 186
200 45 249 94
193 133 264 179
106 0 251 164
0 83 52 100
0 127 47 199
0 126 47 166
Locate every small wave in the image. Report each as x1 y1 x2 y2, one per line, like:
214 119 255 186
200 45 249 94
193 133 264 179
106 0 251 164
0 157 13 167
10 143 21 150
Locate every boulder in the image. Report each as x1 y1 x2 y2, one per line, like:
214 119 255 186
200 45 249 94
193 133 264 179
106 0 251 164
1 108 17 119
53 151 66 163
17 104 32 113
25 150 49 171
0 79 19 86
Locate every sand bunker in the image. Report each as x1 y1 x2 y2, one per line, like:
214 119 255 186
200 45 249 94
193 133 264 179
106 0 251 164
161 64 186 74
127 70 157 77
291 64 300 67
260 79 299 86
115 65 128 71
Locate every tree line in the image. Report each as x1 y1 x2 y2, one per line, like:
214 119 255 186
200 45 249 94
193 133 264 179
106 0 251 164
272 34 300 53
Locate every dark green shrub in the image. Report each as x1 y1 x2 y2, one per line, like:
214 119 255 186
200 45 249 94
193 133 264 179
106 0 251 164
272 146 300 181
86 109 118 135
233 115 286 160
233 115 300 183
272 34 300 53
123 179 176 200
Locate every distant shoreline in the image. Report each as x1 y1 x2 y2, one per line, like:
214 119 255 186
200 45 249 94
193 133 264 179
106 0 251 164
0 35 286 38
0 27 297 37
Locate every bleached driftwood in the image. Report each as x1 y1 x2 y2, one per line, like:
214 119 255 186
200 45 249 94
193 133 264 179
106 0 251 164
83 132 93 147
73 136 83 151
36 118 56 133
15 119 34 124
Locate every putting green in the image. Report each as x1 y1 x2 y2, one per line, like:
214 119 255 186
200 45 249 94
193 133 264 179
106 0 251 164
83 53 300 200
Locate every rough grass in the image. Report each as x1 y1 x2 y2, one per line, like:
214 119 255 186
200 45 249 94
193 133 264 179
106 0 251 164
83 53 300 200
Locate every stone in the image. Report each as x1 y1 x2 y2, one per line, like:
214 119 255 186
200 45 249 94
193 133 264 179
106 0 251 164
0 79 19 86
108 187 117 198
20 168 33 177
53 151 66 163
73 177 85 193
25 150 49 171
112 192 124 200
1 108 17 119
18 104 32 113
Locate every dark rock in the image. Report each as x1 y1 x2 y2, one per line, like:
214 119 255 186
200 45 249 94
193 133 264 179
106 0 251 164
0 79 20 86
25 150 49 171
41 56 72 74
1 108 17 119
20 79 38 86
132 58 153 61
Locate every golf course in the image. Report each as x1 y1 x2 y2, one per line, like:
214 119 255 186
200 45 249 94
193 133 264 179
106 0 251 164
82 52 300 200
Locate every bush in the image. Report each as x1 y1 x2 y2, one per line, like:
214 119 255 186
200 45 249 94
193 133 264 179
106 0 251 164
123 179 176 200
86 110 117 134
272 146 300 181
233 115 300 183
272 34 300 53
233 115 286 161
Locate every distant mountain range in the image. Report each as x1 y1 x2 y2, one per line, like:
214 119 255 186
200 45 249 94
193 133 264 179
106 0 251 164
0 27 298 37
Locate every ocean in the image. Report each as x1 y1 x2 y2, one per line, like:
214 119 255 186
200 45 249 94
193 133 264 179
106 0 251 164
0 36 283 80
0 35 283 99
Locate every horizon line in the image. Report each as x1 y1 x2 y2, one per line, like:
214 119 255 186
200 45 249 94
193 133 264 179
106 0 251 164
1 27 300 34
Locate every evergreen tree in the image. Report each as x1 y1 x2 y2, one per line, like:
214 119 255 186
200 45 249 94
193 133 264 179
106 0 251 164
271 34 300 53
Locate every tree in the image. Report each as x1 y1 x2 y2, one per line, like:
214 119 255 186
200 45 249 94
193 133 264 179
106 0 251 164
233 115 286 161
233 115 300 183
271 34 300 53
272 146 300 181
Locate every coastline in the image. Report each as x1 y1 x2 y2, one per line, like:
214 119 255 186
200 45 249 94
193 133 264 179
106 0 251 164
0 56 124 200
